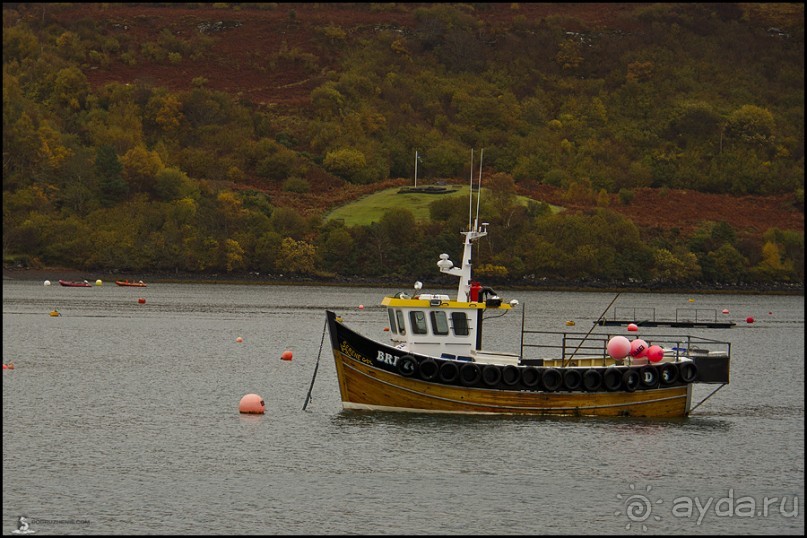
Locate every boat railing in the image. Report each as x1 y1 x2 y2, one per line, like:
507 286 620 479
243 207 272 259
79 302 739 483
605 307 724 323
609 307 657 322
520 330 731 363
673 308 722 323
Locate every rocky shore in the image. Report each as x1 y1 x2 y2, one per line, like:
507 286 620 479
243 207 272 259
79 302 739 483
3 266 802 295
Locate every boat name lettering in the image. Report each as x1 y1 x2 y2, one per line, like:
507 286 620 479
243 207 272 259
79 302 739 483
375 350 399 366
340 341 372 365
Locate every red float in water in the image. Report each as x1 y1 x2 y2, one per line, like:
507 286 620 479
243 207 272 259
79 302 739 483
138 298 146 304
746 316 755 324
239 393 265 414
627 323 639 332
281 350 293 361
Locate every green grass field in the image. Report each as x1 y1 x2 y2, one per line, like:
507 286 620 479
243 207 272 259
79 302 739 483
325 185 555 226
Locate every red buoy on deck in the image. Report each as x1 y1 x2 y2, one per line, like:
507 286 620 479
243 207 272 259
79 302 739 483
630 339 648 358
239 394 265 414
646 345 665 363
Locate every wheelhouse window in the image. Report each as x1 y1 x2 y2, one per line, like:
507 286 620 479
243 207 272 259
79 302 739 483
395 310 406 335
387 309 398 334
409 311 428 334
430 311 449 335
451 312 469 336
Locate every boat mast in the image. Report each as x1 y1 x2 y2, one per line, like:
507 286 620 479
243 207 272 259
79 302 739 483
438 149 487 302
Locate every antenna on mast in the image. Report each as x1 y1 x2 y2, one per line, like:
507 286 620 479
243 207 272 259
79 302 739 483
475 148 484 230
468 148 474 231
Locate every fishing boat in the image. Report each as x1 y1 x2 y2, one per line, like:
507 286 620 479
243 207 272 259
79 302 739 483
58 279 92 287
115 279 147 287
324 151 731 418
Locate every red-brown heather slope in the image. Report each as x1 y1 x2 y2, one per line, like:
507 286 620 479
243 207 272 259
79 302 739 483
20 3 802 235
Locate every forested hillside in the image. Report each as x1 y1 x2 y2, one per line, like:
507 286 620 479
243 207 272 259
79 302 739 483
2 3 804 289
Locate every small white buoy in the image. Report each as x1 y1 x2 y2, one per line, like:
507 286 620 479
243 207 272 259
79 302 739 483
44 280 51 286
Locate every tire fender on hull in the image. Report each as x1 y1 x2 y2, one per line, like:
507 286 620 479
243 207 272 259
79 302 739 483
501 365 521 386
459 362 482 386
482 364 502 387
521 366 541 388
623 368 641 392
603 367 622 391
562 368 583 391
419 358 439 381
640 365 660 388
438 360 460 383
582 369 602 392
660 362 679 385
679 361 698 383
396 355 418 377
542 368 563 392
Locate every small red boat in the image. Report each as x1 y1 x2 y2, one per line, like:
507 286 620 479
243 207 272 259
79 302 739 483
115 280 147 287
58 279 92 287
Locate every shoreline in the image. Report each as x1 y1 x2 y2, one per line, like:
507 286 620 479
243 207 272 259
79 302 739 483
3 267 803 295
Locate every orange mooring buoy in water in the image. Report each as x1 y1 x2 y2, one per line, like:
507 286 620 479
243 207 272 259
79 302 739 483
239 394 265 414
281 350 293 361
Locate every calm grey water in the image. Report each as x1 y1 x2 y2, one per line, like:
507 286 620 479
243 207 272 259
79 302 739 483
2 280 804 535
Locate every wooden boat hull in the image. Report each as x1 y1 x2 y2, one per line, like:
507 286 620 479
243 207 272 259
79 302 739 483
115 281 147 287
58 280 91 287
327 311 693 418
